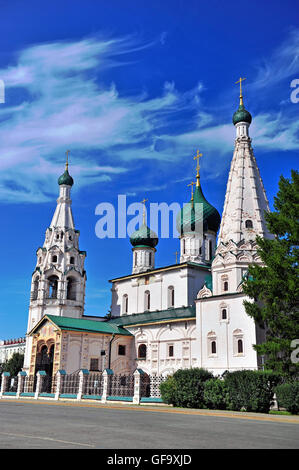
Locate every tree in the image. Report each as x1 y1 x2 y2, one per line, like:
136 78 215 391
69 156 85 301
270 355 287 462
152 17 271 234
243 170 299 376
3 353 24 376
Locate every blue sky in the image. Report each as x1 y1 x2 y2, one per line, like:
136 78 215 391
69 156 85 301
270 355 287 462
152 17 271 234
0 0 298 339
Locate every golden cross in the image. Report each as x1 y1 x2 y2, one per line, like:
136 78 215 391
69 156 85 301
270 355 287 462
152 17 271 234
235 77 246 103
174 250 179 264
141 198 148 224
193 150 202 185
187 181 195 198
65 150 70 169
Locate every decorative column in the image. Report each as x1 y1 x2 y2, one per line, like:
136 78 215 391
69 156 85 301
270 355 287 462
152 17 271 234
77 369 89 400
16 371 27 398
133 369 144 404
55 369 66 400
101 369 113 403
34 370 46 399
0 372 10 398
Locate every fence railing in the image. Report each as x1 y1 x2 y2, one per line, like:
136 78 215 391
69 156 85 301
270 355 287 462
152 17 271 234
0 369 167 404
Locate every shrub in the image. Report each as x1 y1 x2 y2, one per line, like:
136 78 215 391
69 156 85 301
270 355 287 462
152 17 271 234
275 382 299 414
160 368 213 408
203 379 229 410
224 370 277 413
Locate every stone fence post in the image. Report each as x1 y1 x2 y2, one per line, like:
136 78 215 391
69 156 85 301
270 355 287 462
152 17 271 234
55 370 66 400
16 371 27 398
101 369 113 403
35 371 46 399
133 369 144 404
0 372 10 398
77 369 89 400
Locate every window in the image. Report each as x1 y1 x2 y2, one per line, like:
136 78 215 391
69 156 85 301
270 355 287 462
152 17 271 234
118 345 126 356
168 345 174 357
70 256 75 265
138 344 147 359
149 252 152 266
32 276 39 301
52 255 57 263
48 275 59 299
233 329 244 356
56 233 59 240
223 281 228 292
134 252 137 266
222 308 227 320
67 277 76 300
168 286 175 308
182 238 185 255
90 358 99 371
207 331 217 356
209 240 213 260
144 290 150 310
69 235 72 241
122 294 128 314
245 220 253 229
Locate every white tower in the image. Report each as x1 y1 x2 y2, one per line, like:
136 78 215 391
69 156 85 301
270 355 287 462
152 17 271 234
177 152 221 265
23 154 87 372
129 199 158 274
212 78 273 295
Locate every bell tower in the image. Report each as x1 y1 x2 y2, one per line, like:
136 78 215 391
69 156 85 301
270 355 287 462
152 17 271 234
23 153 87 372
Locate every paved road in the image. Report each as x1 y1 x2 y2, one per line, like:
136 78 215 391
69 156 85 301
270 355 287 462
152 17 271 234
0 399 298 449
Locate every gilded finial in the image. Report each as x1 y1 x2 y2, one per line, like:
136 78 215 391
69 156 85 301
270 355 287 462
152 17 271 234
187 181 195 206
235 77 246 106
65 150 70 170
141 198 148 225
193 150 202 187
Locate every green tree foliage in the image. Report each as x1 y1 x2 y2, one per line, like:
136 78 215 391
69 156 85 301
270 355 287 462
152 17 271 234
203 378 229 410
242 170 299 375
275 381 299 414
160 368 213 408
3 353 24 377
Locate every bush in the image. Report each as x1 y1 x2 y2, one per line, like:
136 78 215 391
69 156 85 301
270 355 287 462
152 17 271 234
160 368 213 408
203 379 229 410
275 382 299 414
224 370 277 413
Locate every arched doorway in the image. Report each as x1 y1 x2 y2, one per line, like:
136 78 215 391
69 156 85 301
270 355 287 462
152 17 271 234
35 343 54 376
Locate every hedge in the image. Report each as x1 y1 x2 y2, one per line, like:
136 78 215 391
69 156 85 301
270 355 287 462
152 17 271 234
275 382 299 414
203 378 229 410
160 368 213 408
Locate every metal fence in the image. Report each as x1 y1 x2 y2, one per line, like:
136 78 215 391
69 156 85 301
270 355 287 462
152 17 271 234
109 374 134 397
61 374 80 395
84 373 103 396
23 375 36 393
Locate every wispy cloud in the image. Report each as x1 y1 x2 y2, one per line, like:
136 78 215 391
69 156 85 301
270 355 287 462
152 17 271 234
0 30 298 203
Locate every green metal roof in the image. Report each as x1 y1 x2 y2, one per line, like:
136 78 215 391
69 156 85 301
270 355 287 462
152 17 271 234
43 315 133 336
108 306 196 327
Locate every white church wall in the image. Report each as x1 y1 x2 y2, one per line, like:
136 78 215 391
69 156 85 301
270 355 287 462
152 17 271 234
196 294 258 375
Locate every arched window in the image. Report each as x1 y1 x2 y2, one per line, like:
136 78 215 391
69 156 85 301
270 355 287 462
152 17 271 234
245 220 253 229
233 329 244 356
56 233 59 240
211 341 217 354
238 339 243 354
182 239 185 255
144 291 150 311
70 256 75 265
48 275 59 299
207 331 217 356
32 276 39 301
52 255 57 263
138 344 147 359
223 281 228 292
222 308 227 320
67 277 76 301
122 294 128 314
149 252 152 266
209 240 213 260
168 286 175 308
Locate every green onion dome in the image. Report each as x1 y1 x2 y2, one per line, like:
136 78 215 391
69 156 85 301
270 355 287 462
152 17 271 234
130 223 159 249
232 103 252 126
177 183 221 235
58 168 74 186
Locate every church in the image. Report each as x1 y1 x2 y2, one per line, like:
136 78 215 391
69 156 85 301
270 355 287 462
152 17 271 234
23 81 272 380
